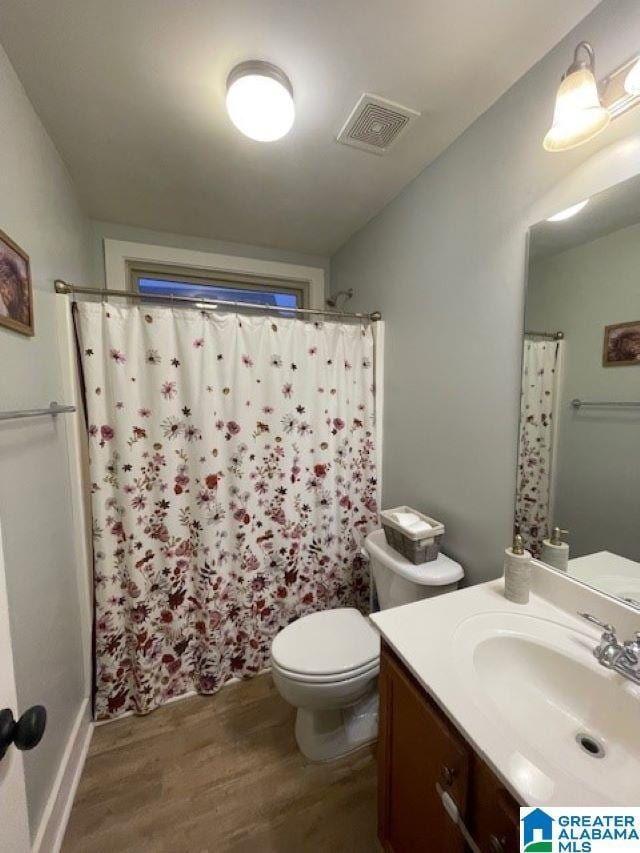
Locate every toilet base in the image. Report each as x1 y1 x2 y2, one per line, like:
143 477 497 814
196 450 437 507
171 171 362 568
294 688 379 762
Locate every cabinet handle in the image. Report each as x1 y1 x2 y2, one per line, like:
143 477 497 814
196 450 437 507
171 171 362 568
436 782 482 853
441 765 456 786
489 834 506 853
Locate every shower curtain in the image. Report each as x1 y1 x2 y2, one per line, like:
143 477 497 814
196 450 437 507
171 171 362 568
515 339 561 557
75 302 378 719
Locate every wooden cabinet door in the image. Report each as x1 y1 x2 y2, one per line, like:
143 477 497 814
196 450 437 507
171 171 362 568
469 758 520 853
378 644 471 853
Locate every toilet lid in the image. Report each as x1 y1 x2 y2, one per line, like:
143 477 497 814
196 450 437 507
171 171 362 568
271 608 380 677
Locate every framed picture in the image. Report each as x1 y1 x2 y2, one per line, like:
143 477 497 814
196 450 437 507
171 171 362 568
603 320 640 366
0 229 33 336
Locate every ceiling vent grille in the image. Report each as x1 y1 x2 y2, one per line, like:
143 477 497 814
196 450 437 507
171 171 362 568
337 93 420 155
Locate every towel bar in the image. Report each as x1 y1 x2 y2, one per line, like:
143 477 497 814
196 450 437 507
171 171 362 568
571 399 640 409
0 401 76 422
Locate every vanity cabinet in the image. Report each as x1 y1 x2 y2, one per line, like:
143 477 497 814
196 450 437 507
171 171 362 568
378 642 520 853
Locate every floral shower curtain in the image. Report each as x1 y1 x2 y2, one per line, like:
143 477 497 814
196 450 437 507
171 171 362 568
515 339 561 556
75 302 378 719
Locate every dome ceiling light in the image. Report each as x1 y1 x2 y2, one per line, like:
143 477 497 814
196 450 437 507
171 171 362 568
226 60 295 142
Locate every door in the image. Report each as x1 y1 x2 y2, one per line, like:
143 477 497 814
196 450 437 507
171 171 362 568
0 518 31 853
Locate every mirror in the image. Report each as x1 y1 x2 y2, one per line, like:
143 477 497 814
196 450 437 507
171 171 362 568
517 173 640 607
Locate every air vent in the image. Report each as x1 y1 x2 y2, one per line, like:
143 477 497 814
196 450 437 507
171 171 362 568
337 93 420 155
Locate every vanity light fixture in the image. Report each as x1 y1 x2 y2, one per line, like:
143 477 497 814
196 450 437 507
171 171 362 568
546 199 590 222
624 57 640 95
226 61 294 142
543 42 610 152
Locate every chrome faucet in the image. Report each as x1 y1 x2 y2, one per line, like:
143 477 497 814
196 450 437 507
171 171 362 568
579 612 640 685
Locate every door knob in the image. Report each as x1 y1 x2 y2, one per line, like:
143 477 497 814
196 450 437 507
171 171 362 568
0 705 46 761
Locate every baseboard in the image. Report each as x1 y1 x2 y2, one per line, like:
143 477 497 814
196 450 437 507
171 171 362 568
33 696 93 853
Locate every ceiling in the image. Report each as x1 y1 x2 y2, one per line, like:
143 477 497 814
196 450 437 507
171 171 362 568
531 172 640 260
0 0 600 256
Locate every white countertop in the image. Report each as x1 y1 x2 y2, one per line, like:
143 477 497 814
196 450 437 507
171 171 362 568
569 551 640 604
370 564 640 806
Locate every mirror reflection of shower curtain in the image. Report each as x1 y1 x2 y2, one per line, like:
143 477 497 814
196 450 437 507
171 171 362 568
515 339 562 557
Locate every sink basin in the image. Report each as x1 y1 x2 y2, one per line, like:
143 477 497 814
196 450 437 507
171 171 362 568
454 612 640 805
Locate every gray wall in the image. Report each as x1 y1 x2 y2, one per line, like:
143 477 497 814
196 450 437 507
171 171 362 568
89 220 330 287
528 222 640 561
0 44 91 837
331 0 640 585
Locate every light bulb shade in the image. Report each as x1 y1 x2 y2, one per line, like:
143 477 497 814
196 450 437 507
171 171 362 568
226 61 294 142
624 57 640 95
543 68 610 152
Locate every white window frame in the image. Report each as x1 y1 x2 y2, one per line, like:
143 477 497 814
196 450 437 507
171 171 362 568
103 239 326 309
129 262 309 307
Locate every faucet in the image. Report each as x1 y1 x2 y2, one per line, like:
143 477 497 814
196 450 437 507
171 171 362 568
579 612 640 684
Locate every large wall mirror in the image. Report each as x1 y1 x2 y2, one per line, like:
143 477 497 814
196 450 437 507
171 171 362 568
517 173 640 607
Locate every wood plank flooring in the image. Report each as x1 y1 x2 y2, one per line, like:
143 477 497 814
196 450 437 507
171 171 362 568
62 674 378 852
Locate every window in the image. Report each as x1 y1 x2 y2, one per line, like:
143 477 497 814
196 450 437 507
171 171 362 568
129 262 308 308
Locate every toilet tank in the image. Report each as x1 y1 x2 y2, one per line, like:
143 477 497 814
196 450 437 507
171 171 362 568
364 529 464 610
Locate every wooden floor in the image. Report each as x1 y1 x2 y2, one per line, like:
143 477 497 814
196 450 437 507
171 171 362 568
62 674 378 853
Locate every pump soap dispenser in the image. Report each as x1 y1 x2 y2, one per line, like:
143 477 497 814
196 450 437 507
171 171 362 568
504 531 532 604
540 527 569 572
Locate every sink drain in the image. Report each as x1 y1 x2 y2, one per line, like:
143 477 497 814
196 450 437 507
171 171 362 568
576 732 605 758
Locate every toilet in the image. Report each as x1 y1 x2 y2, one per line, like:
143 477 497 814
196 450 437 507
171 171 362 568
271 528 464 761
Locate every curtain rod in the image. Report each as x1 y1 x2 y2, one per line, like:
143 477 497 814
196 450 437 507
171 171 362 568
54 280 382 322
525 329 564 341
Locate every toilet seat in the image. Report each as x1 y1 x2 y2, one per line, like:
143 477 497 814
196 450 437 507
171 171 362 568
271 607 380 680
271 656 379 685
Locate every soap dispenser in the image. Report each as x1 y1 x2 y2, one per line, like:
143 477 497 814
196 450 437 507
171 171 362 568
540 526 569 572
504 530 532 604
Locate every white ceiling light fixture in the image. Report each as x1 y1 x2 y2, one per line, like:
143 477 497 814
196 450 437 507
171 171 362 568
543 42 610 152
546 199 589 222
226 60 294 142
